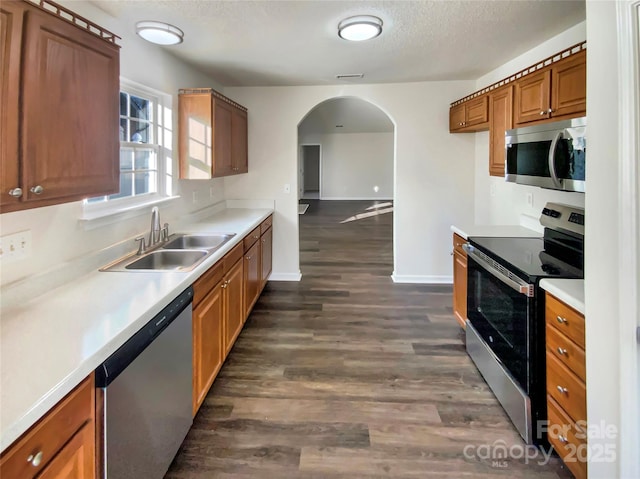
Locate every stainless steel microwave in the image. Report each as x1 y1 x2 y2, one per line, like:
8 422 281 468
505 117 586 193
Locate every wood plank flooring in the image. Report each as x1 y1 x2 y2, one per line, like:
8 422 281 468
166 200 573 478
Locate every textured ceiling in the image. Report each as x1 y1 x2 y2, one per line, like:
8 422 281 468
299 97 394 135
92 0 586 87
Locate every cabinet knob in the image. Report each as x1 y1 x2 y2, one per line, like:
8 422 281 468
30 185 44 195
8 187 23 197
262 238 266 243
539 111 546 116
557 435 569 444
557 347 568 356
27 451 44 467
556 316 567 324
556 385 568 394
547 108 554 114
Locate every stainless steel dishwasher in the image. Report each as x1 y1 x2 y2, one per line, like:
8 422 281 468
95 286 193 479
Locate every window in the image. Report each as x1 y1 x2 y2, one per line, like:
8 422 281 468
83 80 174 218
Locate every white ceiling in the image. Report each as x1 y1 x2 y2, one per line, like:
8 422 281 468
299 97 394 135
91 0 586 87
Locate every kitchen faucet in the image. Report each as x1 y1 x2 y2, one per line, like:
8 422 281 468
135 207 169 255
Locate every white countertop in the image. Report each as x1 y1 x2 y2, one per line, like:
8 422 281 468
0 206 272 452
451 224 541 240
539 279 585 315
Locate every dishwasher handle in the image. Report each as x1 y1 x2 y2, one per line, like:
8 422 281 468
95 286 193 388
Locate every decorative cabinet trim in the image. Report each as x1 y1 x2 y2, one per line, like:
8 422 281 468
178 88 247 112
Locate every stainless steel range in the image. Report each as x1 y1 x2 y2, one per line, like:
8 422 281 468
463 203 584 445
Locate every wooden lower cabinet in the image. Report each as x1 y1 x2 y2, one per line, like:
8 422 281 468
0 375 95 479
261 226 273 287
244 240 261 318
452 233 467 328
224 259 244 354
545 292 587 479
192 281 224 415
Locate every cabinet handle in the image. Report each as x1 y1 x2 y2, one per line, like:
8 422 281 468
556 385 568 394
556 316 567 324
246 255 252 260
540 111 546 116
27 451 44 467
547 108 554 114
254 235 259 239
221 280 228 289
557 435 569 444
557 347 568 356
8 187 23 197
262 238 266 243
30 185 44 195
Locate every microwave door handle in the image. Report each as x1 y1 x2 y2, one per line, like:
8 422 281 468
463 244 535 298
548 131 563 189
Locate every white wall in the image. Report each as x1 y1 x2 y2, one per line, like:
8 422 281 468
584 2 622 477
224 82 476 282
299 132 394 199
0 2 225 286
473 22 587 225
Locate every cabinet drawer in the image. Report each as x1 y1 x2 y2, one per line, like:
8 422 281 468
546 351 586 423
224 242 244 272
452 233 467 257
243 226 261 251
0 375 94 479
547 396 587 479
545 293 585 349
546 323 585 381
193 261 223 307
260 215 273 234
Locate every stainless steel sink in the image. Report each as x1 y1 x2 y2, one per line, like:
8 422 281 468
124 250 208 271
100 232 236 272
162 233 235 251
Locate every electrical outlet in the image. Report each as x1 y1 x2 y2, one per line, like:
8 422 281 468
526 193 534 207
0 230 32 262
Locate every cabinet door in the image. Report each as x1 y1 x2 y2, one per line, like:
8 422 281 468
224 259 244 355
488 86 513 177
20 6 119 204
260 227 272 289
243 240 261 320
213 99 232 177
465 95 489 128
452 250 467 329
514 69 551 125
449 104 465 132
231 107 248 174
36 422 95 479
551 50 586 119
0 1 24 210
178 93 213 180
192 283 224 415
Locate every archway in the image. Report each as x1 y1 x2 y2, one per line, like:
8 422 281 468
296 96 396 277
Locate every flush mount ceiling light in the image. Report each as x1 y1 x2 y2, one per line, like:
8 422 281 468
338 15 383 41
136 21 184 45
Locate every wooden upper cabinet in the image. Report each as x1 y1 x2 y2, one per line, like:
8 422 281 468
551 50 587 119
515 50 586 126
179 88 248 179
0 0 120 213
449 95 489 132
514 69 551 125
489 86 513 177
231 107 248 174
0 2 23 210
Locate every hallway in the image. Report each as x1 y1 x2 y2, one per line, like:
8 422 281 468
166 201 571 478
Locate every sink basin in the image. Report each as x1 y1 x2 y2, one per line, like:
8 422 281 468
124 250 208 271
162 233 235 251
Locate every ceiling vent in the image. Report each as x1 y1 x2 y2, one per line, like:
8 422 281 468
336 73 364 79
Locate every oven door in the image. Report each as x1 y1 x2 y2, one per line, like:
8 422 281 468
464 244 535 391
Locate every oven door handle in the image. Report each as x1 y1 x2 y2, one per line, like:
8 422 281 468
462 244 535 298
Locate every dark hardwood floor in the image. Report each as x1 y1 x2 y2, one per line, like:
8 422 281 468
166 200 573 478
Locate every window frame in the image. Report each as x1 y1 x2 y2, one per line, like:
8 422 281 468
81 79 176 220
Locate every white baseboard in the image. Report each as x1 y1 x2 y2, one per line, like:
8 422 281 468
268 272 302 282
320 197 394 201
391 274 453 284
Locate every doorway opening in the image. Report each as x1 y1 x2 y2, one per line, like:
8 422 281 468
299 144 321 200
